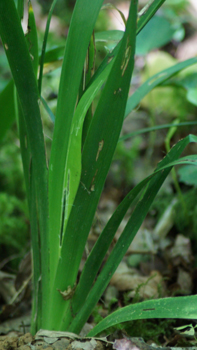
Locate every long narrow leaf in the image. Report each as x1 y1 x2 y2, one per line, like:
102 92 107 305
70 174 157 318
90 0 169 94
17 0 24 19
137 0 166 34
47 0 138 332
40 96 55 123
68 134 197 333
48 0 105 286
29 163 42 334
70 153 197 319
62 55 113 224
38 0 58 94
26 1 39 77
88 295 197 336
125 57 197 118
58 0 138 332
0 80 15 141
0 0 49 324
120 121 197 141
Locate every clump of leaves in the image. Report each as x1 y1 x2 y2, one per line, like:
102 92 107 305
1 0 197 337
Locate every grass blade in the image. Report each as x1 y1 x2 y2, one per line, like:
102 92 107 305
16 99 41 333
137 0 167 34
0 80 15 141
88 0 168 94
38 0 58 94
40 96 55 123
120 121 197 141
47 0 106 324
125 57 197 118
68 134 197 333
70 178 153 318
0 0 49 324
70 153 197 321
88 0 168 100
88 295 197 336
49 0 138 333
17 0 24 19
29 163 42 334
26 1 39 77
82 33 96 144
61 54 113 224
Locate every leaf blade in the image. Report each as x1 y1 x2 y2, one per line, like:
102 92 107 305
0 80 15 141
88 295 197 336
125 57 197 118
68 134 197 333
48 0 105 286
48 0 138 332
0 0 49 325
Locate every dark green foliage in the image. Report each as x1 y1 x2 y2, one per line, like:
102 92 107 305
0 130 25 198
1 0 197 336
0 193 28 248
0 193 29 264
123 318 175 344
110 137 142 187
0 129 29 267
0 48 11 91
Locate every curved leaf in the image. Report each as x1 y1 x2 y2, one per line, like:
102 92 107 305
88 295 197 336
137 0 167 34
125 56 197 118
120 121 197 141
68 134 197 333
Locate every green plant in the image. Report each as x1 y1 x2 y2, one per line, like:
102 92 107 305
1 0 197 337
0 193 29 261
123 318 175 344
110 136 142 187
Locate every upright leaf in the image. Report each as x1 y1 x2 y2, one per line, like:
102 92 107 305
0 0 49 325
48 0 105 285
0 80 15 141
48 0 138 332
